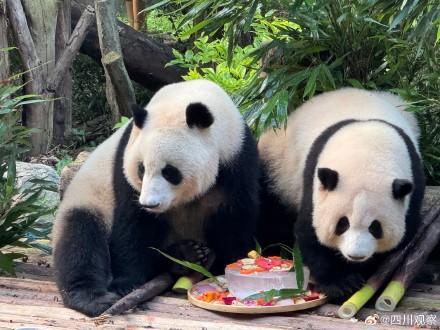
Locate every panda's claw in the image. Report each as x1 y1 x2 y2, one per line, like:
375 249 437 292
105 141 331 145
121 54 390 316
166 239 215 276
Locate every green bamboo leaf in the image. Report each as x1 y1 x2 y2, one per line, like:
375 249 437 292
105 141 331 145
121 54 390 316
303 66 320 99
254 237 262 255
243 0 259 33
0 252 25 275
150 247 216 280
244 288 305 302
292 244 304 291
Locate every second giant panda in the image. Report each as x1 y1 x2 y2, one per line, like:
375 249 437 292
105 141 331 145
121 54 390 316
52 79 260 316
258 88 425 298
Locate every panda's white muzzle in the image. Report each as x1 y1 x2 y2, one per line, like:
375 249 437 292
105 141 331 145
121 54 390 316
339 229 377 262
139 176 174 213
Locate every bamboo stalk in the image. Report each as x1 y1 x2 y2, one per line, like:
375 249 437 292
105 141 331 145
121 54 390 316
338 206 440 319
375 215 440 311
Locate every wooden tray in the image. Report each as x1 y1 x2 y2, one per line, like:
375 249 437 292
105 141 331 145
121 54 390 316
188 277 327 314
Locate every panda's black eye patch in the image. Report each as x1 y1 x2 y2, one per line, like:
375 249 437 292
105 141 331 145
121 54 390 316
138 162 145 180
369 220 383 239
335 216 350 236
162 164 182 185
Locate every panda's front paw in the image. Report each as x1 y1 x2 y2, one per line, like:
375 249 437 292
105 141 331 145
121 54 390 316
316 273 365 301
109 278 140 296
166 239 215 276
64 289 121 317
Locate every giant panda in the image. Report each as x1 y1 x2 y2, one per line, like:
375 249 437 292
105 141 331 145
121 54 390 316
258 88 425 299
52 79 260 316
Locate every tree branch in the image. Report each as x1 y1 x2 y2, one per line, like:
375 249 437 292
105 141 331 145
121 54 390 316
48 5 96 92
6 0 42 89
72 0 184 91
95 0 135 117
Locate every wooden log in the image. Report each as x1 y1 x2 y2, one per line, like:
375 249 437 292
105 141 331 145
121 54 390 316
133 0 145 31
7 0 57 154
0 0 9 83
53 0 73 145
95 0 136 120
101 51 136 118
125 0 134 28
72 0 184 91
100 273 174 316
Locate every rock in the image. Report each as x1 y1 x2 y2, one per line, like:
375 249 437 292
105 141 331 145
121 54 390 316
59 151 91 200
15 162 60 225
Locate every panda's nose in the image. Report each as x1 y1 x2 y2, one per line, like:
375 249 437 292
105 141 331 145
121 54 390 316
144 202 160 209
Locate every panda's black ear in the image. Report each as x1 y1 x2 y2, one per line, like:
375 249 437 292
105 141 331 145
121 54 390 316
392 179 413 200
132 103 148 128
317 168 338 191
186 102 214 129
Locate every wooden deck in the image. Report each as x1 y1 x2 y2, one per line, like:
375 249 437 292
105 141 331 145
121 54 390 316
1 250 439 330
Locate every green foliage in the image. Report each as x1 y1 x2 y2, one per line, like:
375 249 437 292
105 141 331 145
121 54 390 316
55 155 73 175
169 35 260 94
150 247 217 280
113 116 130 130
244 288 305 302
72 54 108 124
0 83 57 274
157 0 440 184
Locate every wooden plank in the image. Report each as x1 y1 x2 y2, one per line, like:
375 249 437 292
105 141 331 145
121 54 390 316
2 276 440 328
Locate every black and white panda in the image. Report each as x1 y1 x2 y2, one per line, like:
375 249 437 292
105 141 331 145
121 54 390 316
258 88 425 298
52 79 260 316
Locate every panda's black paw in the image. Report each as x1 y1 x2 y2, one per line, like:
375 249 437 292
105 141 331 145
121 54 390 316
109 278 140 297
316 273 365 302
166 239 215 276
64 290 121 317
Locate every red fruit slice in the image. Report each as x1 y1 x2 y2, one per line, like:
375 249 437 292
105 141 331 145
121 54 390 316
303 293 320 301
222 297 237 305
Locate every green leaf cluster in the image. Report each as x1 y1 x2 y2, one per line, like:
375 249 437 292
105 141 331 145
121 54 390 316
154 0 440 184
0 82 56 274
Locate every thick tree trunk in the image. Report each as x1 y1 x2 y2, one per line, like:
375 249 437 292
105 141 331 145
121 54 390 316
72 0 184 91
7 0 57 155
53 0 73 145
0 0 9 82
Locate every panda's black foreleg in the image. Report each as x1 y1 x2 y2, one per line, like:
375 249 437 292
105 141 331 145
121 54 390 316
296 228 367 300
54 208 119 317
108 209 167 296
205 203 257 274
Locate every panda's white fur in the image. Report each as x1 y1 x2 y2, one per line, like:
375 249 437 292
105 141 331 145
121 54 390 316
53 80 244 241
259 88 419 210
53 79 260 316
313 121 411 259
258 88 425 297
53 127 124 242
123 79 244 213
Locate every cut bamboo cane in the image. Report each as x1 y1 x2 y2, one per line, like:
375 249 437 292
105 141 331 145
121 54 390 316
338 206 440 319
375 215 440 311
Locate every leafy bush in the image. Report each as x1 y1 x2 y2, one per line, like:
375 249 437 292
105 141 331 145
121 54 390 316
169 35 260 94
158 0 440 184
0 83 57 274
